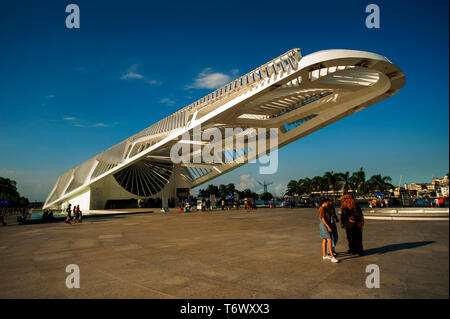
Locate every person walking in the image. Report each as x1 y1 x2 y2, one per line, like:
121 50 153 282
73 205 79 223
318 197 339 263
206 199 211 211
0 206 6 227
340 194 365 255
201 200 206 212
76 205 82 222
65 204 72 225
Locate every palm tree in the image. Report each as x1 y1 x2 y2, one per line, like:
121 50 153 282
349 174 360 195
218 184 227 198
311 176 324 194
353 167 367 195
323 171 342 195
198 189 208 198
299 177 312 195
241 188 252 198
225 183 235 196
206 184 219 196
367 174 394 193
287 180 298 195
338 171 351 194
260 192 273 203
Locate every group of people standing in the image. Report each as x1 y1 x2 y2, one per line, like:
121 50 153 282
218 198 254 211
318 194 365 263
1 206 33 226
432 197 446 208
0 206 9 226
65 203 82 224
200 199 212 211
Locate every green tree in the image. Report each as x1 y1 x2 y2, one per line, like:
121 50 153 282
367 174 394 193
300 177 313 194
349 174 360 195
352 167 367 195
260 192 273 203
0 177 29 207
338 171 351 194
218 184 227 198
287 180 298 195
311 176 327 195
206 184 219 196
198 189 208 198
242 188 253 198
225 183 235 196
0 177 19 197
323 171 342 195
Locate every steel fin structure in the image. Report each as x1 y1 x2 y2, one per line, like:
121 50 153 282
44 49 405 211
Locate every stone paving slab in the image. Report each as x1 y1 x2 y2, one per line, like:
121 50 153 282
0 208 448 298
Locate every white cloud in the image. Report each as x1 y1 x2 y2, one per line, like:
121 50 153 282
76 66 88 72
145 79 159 85
42 94 55 106
186 68 232 89
236 174 258 191
274 184 286 196
94 123 109 127
121 71 143 80
0 169 24 176
120 64 158 85
62 117 114 128
159 98 176 107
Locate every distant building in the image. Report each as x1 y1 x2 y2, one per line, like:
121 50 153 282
30 202 44 209
433 175 449 187
401 175 449 198
439 186 449 197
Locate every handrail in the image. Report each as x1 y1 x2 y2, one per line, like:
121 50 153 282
135 48 302 139
183 48 301 113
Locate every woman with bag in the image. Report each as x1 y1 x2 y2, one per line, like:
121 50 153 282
340 194 364 255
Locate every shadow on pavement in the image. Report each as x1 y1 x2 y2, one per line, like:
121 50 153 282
364 241 436 255
338 241 436 261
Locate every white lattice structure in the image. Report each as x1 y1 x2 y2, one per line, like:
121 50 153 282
44 48 405 210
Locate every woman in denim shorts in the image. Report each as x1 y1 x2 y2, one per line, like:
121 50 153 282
318 197 339 263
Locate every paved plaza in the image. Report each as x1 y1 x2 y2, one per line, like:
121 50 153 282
0 208 448 298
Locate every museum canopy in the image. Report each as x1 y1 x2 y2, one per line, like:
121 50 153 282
44 49 405 211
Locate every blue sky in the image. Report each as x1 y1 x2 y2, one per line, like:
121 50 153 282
0 0 448 201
